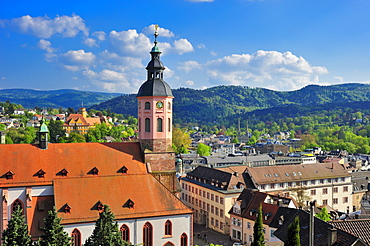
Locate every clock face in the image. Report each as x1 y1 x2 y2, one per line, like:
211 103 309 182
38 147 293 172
156 101 164 109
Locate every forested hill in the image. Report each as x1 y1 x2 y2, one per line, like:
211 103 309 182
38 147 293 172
0 89 121 109
91 83 370 124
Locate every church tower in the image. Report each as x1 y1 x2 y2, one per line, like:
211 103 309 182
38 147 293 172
137 26 178 193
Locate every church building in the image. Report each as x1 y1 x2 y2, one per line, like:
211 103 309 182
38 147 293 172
0 29 192 246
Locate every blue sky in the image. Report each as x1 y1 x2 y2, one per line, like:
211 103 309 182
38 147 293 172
1 0 370 94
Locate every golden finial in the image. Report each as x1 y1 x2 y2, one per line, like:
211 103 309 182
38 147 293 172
154 24 159 43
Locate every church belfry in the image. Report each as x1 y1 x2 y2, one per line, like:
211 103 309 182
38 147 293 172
136 25 178 193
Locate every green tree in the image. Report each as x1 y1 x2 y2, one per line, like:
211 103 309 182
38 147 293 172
197 143 211 156
60 132 86 143
231 137 239 143
284 216 300 246
84 205 130 246
48 119 66 143
2 207 32 246
251 204 265 246
315 207 331 222
172 128 191 154
39 207 72 246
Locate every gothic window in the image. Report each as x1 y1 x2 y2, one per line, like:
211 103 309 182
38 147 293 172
168 118 171 132
157 118 163 132
143 222 153 246
165 220 172 236
72 229 81 246
120 224 130 242
180 233 188 246
145 118 150 132
12 199 23 214
145 102 151 110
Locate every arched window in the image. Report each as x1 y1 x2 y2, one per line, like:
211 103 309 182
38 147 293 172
180 233 188 246
12 199 23 214
145 118 150 132
143 222 153 246
157 118 163 132
168 102 171 110
120 224 130 242
138 118 141 132
168 118 171 132
165 220 172 236
138 102 141 109
71 229 81 246
145 102 151 110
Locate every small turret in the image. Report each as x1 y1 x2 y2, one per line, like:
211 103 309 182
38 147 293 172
38 121 49 150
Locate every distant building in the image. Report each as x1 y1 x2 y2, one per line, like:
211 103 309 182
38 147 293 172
63 108 103 135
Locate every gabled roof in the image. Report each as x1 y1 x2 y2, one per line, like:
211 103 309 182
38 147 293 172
246 162 350 185
274 210 366 246
54 175 191 224
0 142 146 187
330 219 370 245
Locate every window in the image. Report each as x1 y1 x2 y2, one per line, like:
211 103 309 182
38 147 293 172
343 186 348 192
207 204 210 212
333 198 338 204
279 183 284 188
120 224 130 242
216 207 219 216
145 118 150 132
220 197 224 205
323 188 328 195
247 222 251 229
168 118 171 132
180 233 188 246
220 222 224 230
72 229 81 246
311 180 316 185
327 178 332 183
334 178 338 183
211 194 214 201
288 182 292 187
323 199 328 205
341 177 346 182
168 102 171 110
333 187 338 193
12 199 23 214
165 220 172 236
343 197 348 203
270 184 275 189
157 118 163 132
145 102 150 110
143 222 153 246
220 209 224 218
195 188 198 195
260 184 265 190
311 189 316 196
207 192 210 199
320 179 324 184
216 196 219 203
211 217 214 226
211 205 214 214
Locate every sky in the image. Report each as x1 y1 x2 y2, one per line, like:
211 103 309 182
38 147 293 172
1 0 370 94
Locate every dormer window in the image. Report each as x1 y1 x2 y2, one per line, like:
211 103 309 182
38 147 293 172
36 169 46 178
97 201 104 212
60 168 69 177
250 209 256 216
5 170 14 180
63 204 71 213
124 199 135 209
119 166 128 174
264 213 272 221
89 167 99 175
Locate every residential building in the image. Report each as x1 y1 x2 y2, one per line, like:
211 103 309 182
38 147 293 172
244 162 353 212
180 165 247 235
63 108 103 135
229 189 296 245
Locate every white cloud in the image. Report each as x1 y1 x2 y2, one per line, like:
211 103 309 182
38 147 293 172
83 69 133 92
37 39 56 53
83 38 98 47
0 14 88 38
185 80 194 86
109 29 152 57
197 43 206 49
205 50 328 90
143 24 175 38
92 31 106 41
59 49 96 71
178 61 201 72
173 39 194 55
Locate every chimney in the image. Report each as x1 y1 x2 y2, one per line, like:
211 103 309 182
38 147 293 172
328 227 337 246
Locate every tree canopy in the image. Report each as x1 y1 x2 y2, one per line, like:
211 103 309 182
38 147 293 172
39 207 71 246
2 207 32 246
284 216 300 246
251 204 265 246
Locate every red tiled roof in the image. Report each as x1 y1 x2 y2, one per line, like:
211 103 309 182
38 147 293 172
0 142 146 187
54 175 192 224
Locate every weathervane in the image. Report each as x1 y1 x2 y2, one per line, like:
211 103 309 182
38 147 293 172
154 24 159 44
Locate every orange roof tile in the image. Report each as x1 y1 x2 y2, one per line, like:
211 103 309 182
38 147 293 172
54 175 192 224
0 142 146 187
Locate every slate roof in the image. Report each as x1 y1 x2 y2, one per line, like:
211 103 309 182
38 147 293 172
274 210 366 246
330 220 370 246
246 162 350 185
